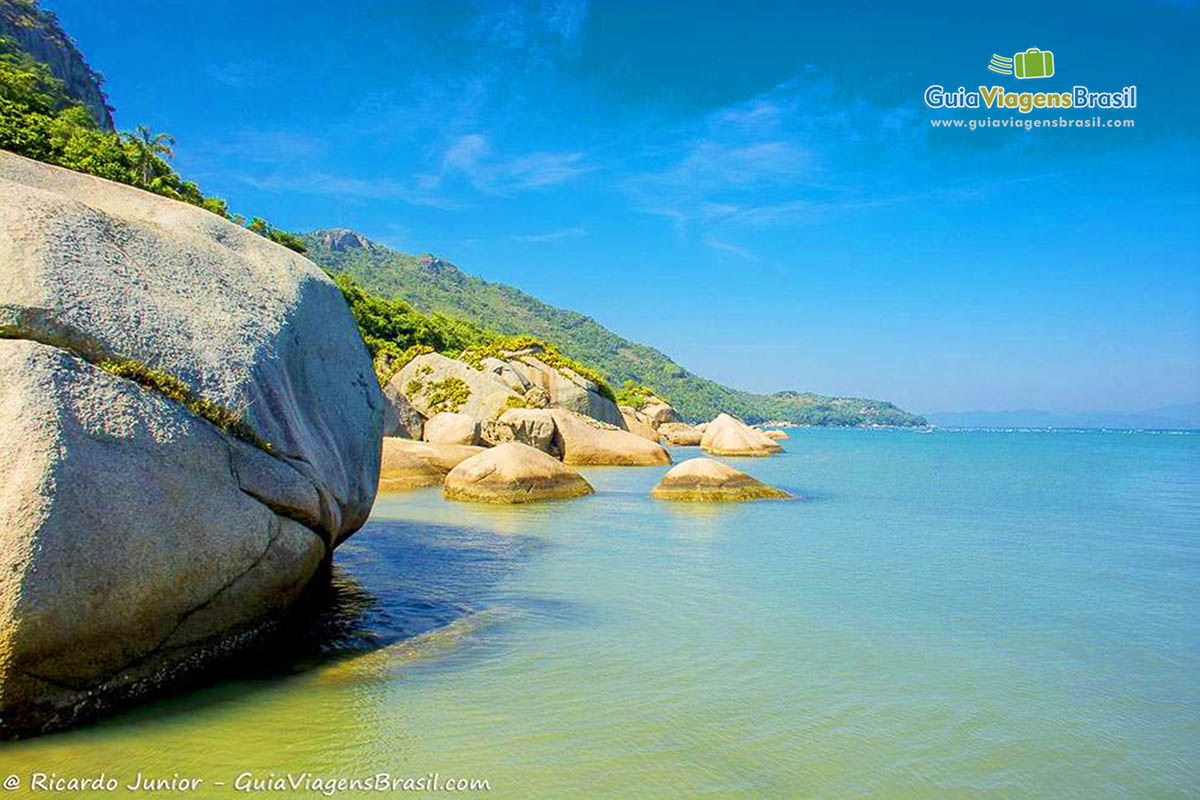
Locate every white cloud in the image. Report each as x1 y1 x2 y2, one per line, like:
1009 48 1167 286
511 226 586 243
702 236 757 261
438 133 593 193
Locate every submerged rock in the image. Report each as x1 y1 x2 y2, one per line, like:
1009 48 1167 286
650 458 791 502
701 413 784 457
379 437 484 491
444 442 594 504
0 151 382 736
549 409 672 466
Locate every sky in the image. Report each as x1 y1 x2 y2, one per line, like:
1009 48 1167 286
47 0 1200 414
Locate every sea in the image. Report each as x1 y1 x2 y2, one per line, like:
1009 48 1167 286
2 428 1196 799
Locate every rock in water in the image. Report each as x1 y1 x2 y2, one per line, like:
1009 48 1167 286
700 413 784 457
0 152 383 735
658 421 704 446
650 458 791 502
444 442 594 504
379 438 484 491
422 411 481 445
763 429 790 440
549 409 672 466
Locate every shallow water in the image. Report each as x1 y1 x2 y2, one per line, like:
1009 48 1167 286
2 429 1197 798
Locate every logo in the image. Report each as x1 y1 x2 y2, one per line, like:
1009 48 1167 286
988 48 1055 79
924 45 1136 115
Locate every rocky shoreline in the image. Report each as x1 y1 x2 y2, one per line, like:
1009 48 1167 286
0 151 793 738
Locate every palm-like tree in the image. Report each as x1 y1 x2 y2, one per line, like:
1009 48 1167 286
123 125 175 186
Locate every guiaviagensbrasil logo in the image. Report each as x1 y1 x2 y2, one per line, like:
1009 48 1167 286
924 46 1136 115
988 48 1054 79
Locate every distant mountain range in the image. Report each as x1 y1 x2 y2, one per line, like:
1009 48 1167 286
925 402 1200 429
302 229 927 426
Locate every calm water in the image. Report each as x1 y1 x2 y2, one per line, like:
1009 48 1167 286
2 429 1198 798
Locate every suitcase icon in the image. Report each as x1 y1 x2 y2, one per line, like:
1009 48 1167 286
1014 48 1054 79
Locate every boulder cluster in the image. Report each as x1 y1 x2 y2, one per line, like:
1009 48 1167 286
380 370 794 505
377 348 680 503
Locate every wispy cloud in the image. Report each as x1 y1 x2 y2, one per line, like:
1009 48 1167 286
622 75 924 240
468 0 590 64
438 133 594 193
234 171 464 210
511 226 586 243
702 236 757 261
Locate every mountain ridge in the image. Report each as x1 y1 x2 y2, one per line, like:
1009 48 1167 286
303 228 927 427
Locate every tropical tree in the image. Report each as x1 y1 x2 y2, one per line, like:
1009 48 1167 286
122 124 174 186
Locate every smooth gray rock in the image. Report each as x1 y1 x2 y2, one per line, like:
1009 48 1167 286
0 152 382 735
382 378 425 439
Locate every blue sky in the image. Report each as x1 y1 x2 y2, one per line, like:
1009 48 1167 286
49 0 1199 413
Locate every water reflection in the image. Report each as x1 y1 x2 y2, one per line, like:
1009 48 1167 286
16 518 544 739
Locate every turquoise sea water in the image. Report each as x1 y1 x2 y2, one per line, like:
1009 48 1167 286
2 429 1197 798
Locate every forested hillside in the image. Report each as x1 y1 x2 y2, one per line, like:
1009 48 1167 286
304 229 926 426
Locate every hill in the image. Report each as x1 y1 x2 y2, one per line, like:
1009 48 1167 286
0 0 112 130
303 229 926 426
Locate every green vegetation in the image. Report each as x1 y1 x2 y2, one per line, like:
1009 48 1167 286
615 381 658 411
97 358 273 453
459 335 615 402
422 377 471 414
336 273 618 402
0 32 304 251
306 232 927 426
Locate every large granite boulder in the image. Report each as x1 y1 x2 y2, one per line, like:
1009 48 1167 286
478 356 530 394
422 411 481 445
444 443 594 504
621 407 662 443
378 437 484 491
505 348 625 427
393 352 515 423
497 407 559 455
701 413 784 457
658 421 704 446
650 458 791 502
762 429 790 440
0 152 383 735
638 397 680 428
549 409 671 466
